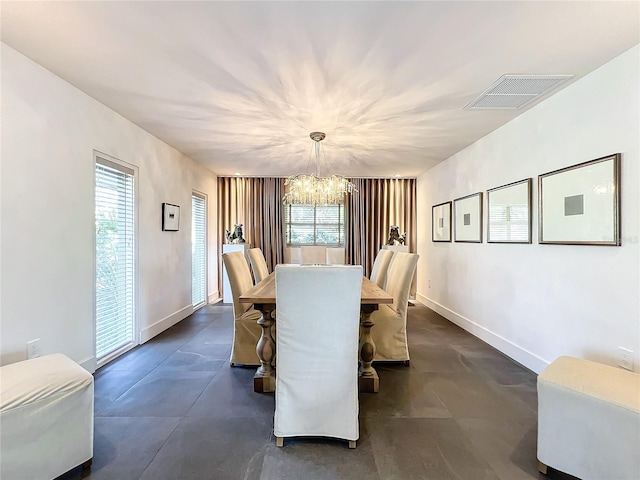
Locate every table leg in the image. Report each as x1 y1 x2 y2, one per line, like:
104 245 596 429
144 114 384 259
359 304 379 393
254 303 276 393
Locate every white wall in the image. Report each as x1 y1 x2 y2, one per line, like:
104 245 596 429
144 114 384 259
416 45 640 373
1 44 219 370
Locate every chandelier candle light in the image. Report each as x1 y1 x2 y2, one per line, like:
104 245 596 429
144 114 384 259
283 132 358 206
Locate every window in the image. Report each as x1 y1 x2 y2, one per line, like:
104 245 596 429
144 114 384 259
192 193 207 307
285 204 345 246
95 156 136 364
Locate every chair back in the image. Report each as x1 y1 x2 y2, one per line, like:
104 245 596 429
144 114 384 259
326 247 345 265
288 247 302 264
221 251 254 318
300 245 326 264
370 249 395 289
274 265 362 442
247 248 269 284
385 252 419 318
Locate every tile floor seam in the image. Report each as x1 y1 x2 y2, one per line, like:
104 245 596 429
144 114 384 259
136 416 184 478
183 361 230 417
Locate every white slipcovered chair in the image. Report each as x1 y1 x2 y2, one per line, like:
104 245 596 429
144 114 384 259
0 353 94 480
300 245 327 264
537 356 640 479
274 264 362 448
326 247 346 265
222 251 263 366
369 249 395 289
371 252 419 363
247 247 270 284
288 247 302 264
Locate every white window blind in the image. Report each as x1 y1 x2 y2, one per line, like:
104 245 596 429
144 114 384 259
95 160 135 360
192 193 206 306
285 204 344 246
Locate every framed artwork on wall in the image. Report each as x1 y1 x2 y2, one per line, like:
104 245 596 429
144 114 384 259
454 192 483 243
162 203 180 231
539 153 620 245
487 178 532 244
432 201 452 242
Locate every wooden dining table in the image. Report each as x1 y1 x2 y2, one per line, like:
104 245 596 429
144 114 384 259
239 271 393 394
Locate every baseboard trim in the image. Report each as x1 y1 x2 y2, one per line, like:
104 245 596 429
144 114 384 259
79 356 97 374
208 290 221 304
416 293 549 374
140 305 193 344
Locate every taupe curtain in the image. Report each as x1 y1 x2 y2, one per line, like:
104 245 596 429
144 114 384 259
217 177 286 287
345 178 417 277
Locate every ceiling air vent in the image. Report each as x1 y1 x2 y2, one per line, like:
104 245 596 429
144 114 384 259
465 74 573 110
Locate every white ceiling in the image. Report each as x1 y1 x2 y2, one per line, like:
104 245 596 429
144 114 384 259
2 1 639 177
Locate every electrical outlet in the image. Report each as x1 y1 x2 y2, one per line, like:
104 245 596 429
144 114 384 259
428 279 432 288
618 347 634 371
27 339 41 359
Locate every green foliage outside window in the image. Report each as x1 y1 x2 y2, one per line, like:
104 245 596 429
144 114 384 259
285 204 345 246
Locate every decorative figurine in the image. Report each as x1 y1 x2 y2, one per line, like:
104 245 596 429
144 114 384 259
387 225 406 246
225 224 246 244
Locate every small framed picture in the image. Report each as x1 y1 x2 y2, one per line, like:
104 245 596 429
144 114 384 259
454 192 483 243
487 178 532 244
539 153 620 245
162 203 180 231
432 201 452 242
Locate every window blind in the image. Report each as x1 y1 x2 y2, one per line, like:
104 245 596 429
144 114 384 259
95 161 135 360
285 204 344 246
192 194 206 306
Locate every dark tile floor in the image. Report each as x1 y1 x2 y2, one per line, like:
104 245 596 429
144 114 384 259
58 303 577 480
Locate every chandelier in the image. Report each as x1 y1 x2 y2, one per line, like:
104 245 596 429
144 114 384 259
283 132 358 205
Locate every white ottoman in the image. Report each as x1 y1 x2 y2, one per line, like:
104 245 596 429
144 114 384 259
0 353 94 480
537 356 640 480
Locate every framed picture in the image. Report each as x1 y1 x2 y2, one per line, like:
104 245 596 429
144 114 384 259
487 178 532 244
539 153 620 245
162 203 180 231
432 201 452 242
454 192 483 243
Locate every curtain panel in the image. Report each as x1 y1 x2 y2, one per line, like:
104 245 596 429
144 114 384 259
345 178 417 277
218 176 415 292
217 177 286 287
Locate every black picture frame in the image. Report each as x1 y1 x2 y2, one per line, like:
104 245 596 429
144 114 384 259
432 201 452 242
162 203 180 231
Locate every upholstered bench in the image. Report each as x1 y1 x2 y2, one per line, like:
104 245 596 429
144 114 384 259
0 353 94 480
537 355 640 479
